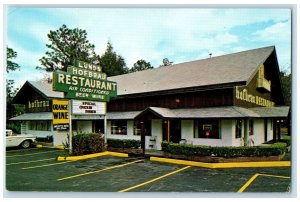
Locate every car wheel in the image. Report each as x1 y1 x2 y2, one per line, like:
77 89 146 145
21 140 31 149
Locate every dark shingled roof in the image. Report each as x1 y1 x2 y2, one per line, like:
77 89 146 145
23 46 275 98
28 81 64 98
108 46 275 96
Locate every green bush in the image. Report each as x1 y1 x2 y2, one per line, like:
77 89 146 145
279 136 291 146
161 141 287 158
6 122 21 134
71 133 105 156
107 139 141 149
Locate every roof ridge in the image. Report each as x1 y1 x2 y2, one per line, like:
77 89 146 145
170 46 275 67
108 46 275 80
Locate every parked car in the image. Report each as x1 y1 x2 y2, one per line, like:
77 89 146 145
6 129 37 149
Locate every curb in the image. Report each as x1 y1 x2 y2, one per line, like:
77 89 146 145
54 145 65 150
35 144 65 150
150 157 291 168
57 151 128 161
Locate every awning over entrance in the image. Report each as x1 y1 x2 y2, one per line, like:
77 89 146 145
134 106 290 119
250 107 290 118
10 106 289 121
10 112 52 120
10 111 143 121
10 112 104 121
107 111 142 120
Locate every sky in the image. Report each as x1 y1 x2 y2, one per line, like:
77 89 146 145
5 6 292 89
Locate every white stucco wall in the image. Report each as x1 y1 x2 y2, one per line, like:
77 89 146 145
267 119 273 142
192 120 235 147
181 120 193 144
53 131 68 146
106 120 140 141
232 120 244 147
104 118 272 150
249 119 265 146
148 119 162 150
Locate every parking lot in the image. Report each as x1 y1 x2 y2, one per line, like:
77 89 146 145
5 147 291 193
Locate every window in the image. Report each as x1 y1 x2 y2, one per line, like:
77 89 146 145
28 121 51 131
134 120 151 136
270 120 273 131
111 120 127 135
249 120 254 136
194 120 220 139
235 120 242 138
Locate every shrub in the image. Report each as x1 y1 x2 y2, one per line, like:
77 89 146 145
279 136 291 146
6 122 21 134
161 141 287 158
71 133 105 156
107 139 141 149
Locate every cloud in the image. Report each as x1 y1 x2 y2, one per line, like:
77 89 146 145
252 19 291 71
6 7 292 88
253 20 291 42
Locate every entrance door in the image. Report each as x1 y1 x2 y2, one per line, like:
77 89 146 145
162 120 181 143
170 120 181 143
93 120 104 134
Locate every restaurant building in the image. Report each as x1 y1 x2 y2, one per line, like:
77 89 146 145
10 46 290 149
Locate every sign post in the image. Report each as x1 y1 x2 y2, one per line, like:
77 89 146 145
52 60 117 155
68 100 72 154
104 114 107 144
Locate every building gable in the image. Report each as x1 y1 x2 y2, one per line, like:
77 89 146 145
13 81 52 113
233 49 285 107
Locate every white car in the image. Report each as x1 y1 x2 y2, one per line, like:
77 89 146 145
6 129 37 149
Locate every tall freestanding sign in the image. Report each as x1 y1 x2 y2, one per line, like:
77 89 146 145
52 61 117 154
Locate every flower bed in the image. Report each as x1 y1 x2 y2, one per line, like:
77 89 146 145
65 133 106 156
107 139 143 155
161 141 287 162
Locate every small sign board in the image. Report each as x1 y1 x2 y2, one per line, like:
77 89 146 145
53 124 69 130
52 99 69 130
72 100 106 115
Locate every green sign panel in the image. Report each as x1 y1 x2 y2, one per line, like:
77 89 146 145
52 61 117 102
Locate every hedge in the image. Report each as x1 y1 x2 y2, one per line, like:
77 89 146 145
107 139 141 149
69 133 105 156
161 141 287 158
279 136 291 147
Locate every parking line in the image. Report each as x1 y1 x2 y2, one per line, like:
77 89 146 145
237 173 259 193
6 150 62 158
6 148 40 153
22 160 74 170
258 173 291 179
237 173 291 192
57 159 143 181
118 166 191 192
6 158 55 165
